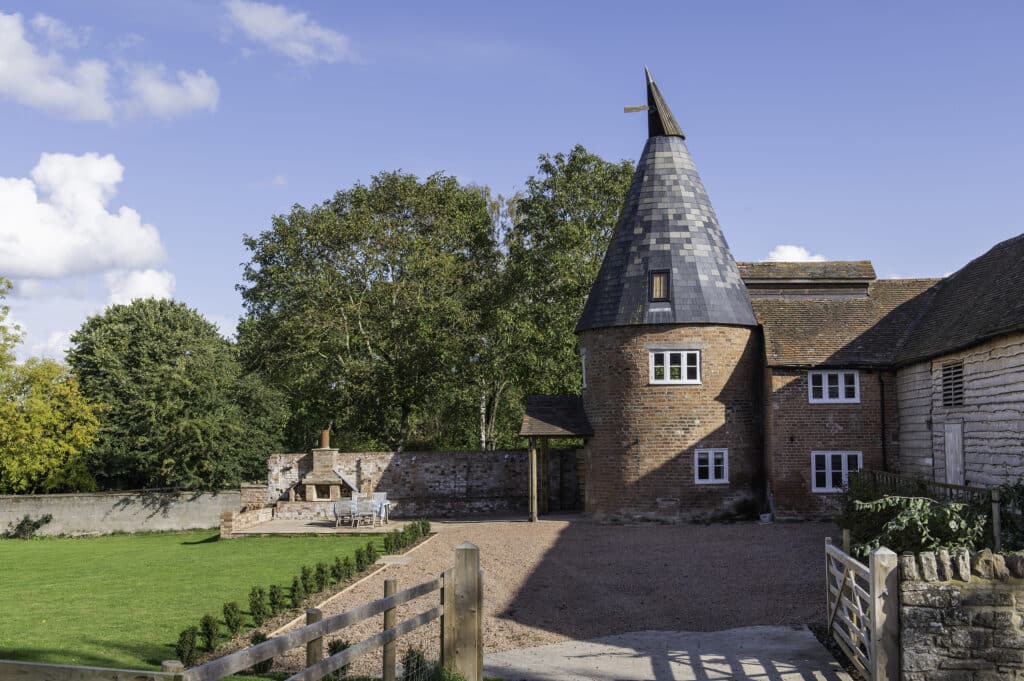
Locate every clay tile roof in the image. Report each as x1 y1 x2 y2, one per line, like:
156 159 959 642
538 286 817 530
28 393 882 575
753 278 939 367
896 234 1024 365
519 395 593 437
737 261 876 281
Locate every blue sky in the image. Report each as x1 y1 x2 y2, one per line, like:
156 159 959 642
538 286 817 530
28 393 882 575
1 1 1022 358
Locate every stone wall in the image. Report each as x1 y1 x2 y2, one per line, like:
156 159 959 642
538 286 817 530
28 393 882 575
765 368 898 517
220 506 274 538
241 484 271 509
900 548 1024 681
578 324 763 519
896 331 1024 486
265 449 580 518
0 490 240 536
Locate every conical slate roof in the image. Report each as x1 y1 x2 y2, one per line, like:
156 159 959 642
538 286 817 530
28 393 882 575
576 72 756 332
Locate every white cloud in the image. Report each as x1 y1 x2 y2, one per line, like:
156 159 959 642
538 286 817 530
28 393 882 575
0 11 112 120
0 11 218 121
226 0 358 65
272 174 287 186
0 152 165 279
33 329 73 359
127 65 219 118
104 269 176 305
765 244 827 262
31 13 87 49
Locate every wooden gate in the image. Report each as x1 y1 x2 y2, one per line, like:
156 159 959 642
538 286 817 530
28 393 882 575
825 538 898 681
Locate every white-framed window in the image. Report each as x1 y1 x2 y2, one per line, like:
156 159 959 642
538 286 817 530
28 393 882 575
808 370 860 403
580 348 587 389
812 451 862 493
649 350 700 385
694 448 728 484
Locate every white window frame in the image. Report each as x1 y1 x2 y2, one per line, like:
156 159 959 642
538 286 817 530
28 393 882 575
580 348 587 389
649 349 701 385
811 451 862 493
694 448 728 484
807 370 860 404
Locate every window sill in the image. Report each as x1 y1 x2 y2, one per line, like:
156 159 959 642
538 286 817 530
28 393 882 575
695 480 729 486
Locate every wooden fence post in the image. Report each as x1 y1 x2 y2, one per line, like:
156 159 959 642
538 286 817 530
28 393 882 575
452 543 482 681
441 569 455 668
842 528 851 554
992 490 1002 553
869 548 899 681
383 578 397 681
305 608 323 669
824 537 833 618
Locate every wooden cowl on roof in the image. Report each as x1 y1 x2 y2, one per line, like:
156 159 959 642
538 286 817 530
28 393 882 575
576 68 756 332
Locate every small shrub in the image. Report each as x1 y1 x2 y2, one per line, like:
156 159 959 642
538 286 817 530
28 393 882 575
3 513 53 539
315 562 330 591
174 626 198 667
198 614 219 652
301 565 316 594
331 556 345 583
341 556 355 580
418 518 431 537
250 586 270 626
400 646 430 681
248 631 274 674
850 495 987 557
327 638 352 679
365 540 378 564
383 532 395 554
291 576 307 608
223 601 244 636
354 547 368 572
268 584 286 613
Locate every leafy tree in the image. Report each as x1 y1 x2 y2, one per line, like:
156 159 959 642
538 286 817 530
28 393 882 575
0 280 100 494
238 171 498 451
0 358 100 493
66 299 287 490
504 146 634 402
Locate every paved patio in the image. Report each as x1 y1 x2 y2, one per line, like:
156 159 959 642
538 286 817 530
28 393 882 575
484 626 850 681
232 517 409 535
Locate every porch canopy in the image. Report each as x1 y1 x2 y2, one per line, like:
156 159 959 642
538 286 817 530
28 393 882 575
519 395 592 521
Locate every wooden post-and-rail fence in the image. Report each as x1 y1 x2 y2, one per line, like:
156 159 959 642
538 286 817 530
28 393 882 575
825 537 898 681
0 543 485 681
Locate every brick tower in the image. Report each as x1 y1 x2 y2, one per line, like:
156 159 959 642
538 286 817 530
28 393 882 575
576 68 762 519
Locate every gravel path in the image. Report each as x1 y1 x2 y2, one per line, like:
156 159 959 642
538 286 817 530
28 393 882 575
272 516 837 676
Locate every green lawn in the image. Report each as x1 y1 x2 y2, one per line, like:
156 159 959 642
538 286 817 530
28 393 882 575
0 530 383 671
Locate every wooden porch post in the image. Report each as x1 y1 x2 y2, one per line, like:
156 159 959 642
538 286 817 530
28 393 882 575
528 437 538 522
539 437 550 515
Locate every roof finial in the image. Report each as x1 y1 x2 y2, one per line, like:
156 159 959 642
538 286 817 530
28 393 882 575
644 66 685 139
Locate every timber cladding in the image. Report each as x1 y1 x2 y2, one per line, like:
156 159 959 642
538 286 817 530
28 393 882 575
765 368 898 517
578 324 763 519
896 330 1024 488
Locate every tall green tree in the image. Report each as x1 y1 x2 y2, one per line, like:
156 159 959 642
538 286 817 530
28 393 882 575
238 171 498 451
505 145 634 397
0 358 100 494
67 299 287 490
0 279 101 493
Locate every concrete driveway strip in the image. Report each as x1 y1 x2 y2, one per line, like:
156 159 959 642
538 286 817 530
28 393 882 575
484 625 851 681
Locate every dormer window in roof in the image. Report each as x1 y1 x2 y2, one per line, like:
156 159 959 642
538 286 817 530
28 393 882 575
649 270 670 302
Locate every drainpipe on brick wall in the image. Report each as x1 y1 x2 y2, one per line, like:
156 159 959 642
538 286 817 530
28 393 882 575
879 372 889 471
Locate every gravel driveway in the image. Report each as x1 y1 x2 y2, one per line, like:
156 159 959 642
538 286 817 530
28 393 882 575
273 516 838 676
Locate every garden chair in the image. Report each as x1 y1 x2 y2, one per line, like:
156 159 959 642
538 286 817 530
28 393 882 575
372 492 390 524
332 500 351 527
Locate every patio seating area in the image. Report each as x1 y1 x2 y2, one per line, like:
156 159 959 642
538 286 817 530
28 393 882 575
333 492 392 527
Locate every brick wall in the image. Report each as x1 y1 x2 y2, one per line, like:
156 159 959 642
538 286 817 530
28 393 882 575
900 548 1024 681
766 368 898 517
264 449 581 518
578 324 763 519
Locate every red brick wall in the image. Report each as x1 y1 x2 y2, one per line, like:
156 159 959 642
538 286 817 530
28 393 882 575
766 368 899 517
578 324 763 518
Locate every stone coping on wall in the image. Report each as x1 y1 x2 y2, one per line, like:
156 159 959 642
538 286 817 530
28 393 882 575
900 548 1024 583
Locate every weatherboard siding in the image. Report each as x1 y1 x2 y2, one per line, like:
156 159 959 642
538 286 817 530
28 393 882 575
895 330 1024 486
